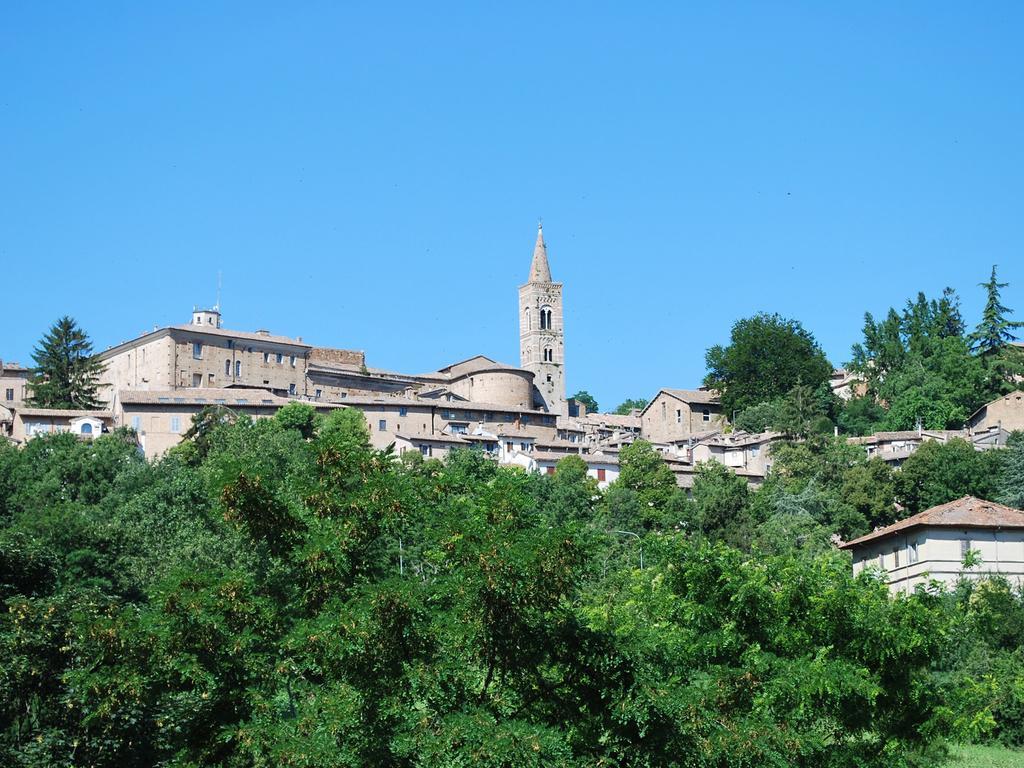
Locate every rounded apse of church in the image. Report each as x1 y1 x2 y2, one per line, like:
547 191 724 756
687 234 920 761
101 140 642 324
448 368 534 410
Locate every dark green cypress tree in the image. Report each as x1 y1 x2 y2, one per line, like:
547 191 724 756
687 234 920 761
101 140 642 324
27 316 105 409
970 265 1022 355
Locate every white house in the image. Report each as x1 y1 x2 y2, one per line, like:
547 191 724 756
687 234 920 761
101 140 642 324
840 496 1024 593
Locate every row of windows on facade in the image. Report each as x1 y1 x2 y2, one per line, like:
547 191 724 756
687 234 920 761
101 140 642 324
441 409 556 426
661 402 713 422
192 342 297 368
865 538 988 570
188 369 297 395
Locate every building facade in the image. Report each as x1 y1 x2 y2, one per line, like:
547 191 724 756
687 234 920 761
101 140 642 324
841 496 1024 593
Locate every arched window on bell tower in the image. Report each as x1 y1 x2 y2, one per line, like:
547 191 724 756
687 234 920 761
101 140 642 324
525 307 531 330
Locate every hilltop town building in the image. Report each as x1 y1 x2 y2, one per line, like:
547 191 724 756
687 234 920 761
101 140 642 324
841 497 1024 592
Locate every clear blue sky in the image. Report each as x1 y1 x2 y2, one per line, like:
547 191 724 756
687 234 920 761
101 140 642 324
3 3 1023 411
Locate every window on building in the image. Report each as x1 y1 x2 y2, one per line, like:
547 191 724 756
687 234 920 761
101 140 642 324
661 401 666 419
543 348 553 362
420 445 430 457
750 446 760 457
290 355 296 367
235 360 241 377
378 419 387 432
506 441 513 452
170 416 182 434
263 352 270 363
276 353 283 364
225 360 231 375
131 416 141 432
4 388 12 401
192 373 202 387
450 423 467 434
399 407 407 417
315 389 322 400
288 383 296 395
701 408 711 422
192 342 202 359
546 374 552 383
893 546 900 568
80 423 93 435
960 539 970 559
505 413 514 422
597 468 606 482
676 408 682 424
208 373 215 385
909 541 919 564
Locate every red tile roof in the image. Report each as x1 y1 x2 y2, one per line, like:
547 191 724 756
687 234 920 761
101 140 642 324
839 496 1024 549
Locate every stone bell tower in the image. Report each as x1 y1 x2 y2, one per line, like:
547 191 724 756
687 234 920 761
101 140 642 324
519 223 567 415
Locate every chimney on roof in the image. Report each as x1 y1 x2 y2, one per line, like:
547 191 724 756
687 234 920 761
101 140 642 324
256 330 271 337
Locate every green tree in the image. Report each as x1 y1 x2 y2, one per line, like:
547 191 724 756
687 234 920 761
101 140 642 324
837 394 886 436
996 439 1024 510
849 289 989 430
733 399 781 433
690 460 753 546
704 312 832 417
613 398 648 415
895 438 1003 513
27 316 105 409
970 265 1022 356
772 381 835 438
570 390 599 414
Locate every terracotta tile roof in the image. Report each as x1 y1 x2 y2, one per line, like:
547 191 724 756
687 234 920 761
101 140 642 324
117 389 346 410
168 325 310 348
663 388 721 405
839 496 1024 549
695 430 782 448
101 324 311 358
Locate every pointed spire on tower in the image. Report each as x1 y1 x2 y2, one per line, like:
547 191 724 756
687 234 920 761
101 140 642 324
528 221 552 283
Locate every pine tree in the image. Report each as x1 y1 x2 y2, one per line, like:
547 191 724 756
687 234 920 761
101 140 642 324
970 265 1022 355
27 316 105 409
997 440 1024 510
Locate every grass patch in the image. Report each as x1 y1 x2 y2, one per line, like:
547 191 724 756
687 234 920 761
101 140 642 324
947 744 1024 767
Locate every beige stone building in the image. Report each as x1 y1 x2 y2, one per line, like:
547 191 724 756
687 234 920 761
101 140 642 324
639 388 725 444
968 390 1024 434
1 360 29 410
841 497 1024 593
689 431 782 478
118 388 346 459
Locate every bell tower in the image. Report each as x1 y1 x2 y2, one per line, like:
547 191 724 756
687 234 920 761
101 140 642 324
519 223 567 415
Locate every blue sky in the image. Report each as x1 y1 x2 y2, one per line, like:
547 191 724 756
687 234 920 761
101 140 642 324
2 3 1023 411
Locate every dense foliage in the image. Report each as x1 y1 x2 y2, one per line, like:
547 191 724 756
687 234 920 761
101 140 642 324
26 316 105 409
5 412 1024 766
704 312 833 418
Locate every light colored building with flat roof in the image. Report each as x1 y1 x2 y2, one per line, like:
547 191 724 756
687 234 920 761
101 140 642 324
840 496 1024 593
12 408 113 443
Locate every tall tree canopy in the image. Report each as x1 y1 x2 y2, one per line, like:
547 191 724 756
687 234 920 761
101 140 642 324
704 312 832 417
849 289 988 430
27 316 105 409
970 265 1022 356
